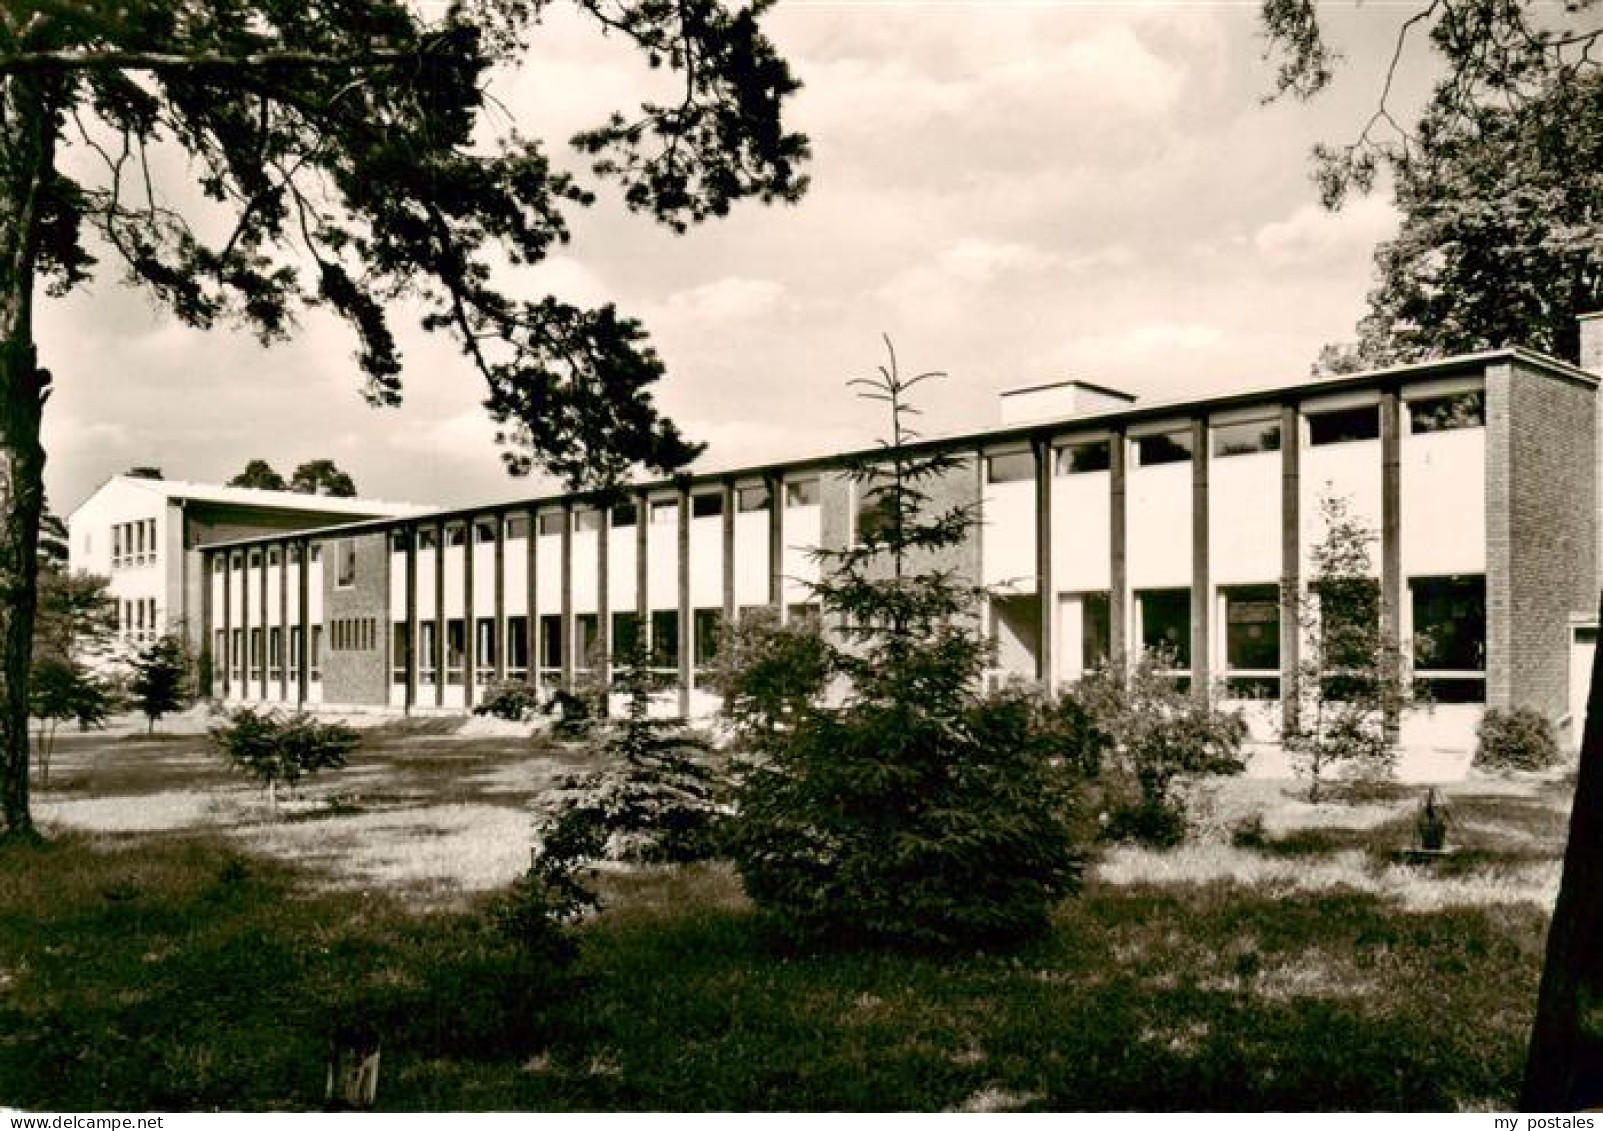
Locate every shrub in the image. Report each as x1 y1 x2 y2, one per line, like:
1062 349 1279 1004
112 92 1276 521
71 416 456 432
210 708 359 812
473 679 541 721
1474 706 1561 772
724 345 1087 953
1066 651 1246 846
128 633 190 733
487 848 595 964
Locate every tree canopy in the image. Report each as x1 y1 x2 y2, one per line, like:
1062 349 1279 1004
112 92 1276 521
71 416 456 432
288 458 355 497
0 0 809 837
227 458 287 491
1261 0 1602 369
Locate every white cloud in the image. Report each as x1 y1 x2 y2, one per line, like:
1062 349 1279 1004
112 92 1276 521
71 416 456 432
644 277 790 326
1058 321 1227 369
1254 196 1398 268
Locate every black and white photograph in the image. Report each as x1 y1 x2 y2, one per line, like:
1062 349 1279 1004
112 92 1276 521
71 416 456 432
1 0 1601 1113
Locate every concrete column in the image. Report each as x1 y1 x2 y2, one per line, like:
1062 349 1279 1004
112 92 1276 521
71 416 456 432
278 540 289 702
1191 417 1210 699
258 546 269 700
1110 427 1129 666
220 551 232 699
463 517 476 708
494 514 507 684
560 501 574 691
405 526 419 712
296 540 310 707
526 507 539 692
636 491 649 626
678 482 693 716
1033 436 1056 689
767 473 785 615
1381 388 1404 727
434 521 446 708
721 480 737 626
596 499 611 698
1280 403 1302 731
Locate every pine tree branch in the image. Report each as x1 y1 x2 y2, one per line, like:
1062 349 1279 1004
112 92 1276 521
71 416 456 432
0 45 432 76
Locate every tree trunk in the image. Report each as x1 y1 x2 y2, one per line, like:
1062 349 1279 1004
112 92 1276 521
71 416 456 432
0 72 56 840
1522 592 1603 1108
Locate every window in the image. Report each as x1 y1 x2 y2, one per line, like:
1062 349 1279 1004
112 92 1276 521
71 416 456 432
335 539 357 588
112 525 123 566
390 530 408 553
289 626 301 679
735 484 770 512
419 620 438 684
392 624 409 685
505 515 530 540
1138 588 1191 669
446 523 467 547
1223 585 1280 697
612 611 642 660
445 619 466 684
692 492 724 519
539 614 563 673
267 547 280 568
855 469 894 543
575 508 603 534
212 555 225 574
289 543 302 565
611 502 638 528
269 627 283 681
1135 429 1193 467
1308 404 1381 445
248 549 261 569
1408 390 1484 434
1211 419 1280 458
651 609 679 669
1056 440 1110 475
1412 574 1485 702
576 613 600 669
785 476 820 507
310 625 322 680
232 628 244 675
506 616 530 678
310 544 322 563
537 511 565 537
474 518 496 544
650 499 677 525
475 617 497 682
249 628 262 679
694 608 723 670
986 450 1034 484
1080 591 1111 670
418 527 438 551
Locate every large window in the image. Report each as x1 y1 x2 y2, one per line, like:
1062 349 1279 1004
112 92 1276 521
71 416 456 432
1080 591 1110 671
1315 576 1381 701
1408 390 1484 433
735 484 770 512
576 614 601 670
611 502 638 528
1135 429 1193 467
692 491 724 519
1412 574 1485 702
1211 419 1280 458
1223 585 1280 697
1138 588 1190 670
1307 404 1379 445
986 450 1034 485
506 616 529 680
785 476 821 507
1056 440 1110 475
694 608 723 671
475 618 497 683
445 618 466 684
539 615 563 675
612 611 642 661
651 609 679 670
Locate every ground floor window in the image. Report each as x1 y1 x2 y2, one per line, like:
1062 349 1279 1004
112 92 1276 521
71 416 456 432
539 614 563 680
445 618 465 685
268 626 283 683
392 623 409 685
289 626 301 681
576 613 601 671
310 625 322 682
249 627 262 681
651 609 679 672
1412 574 1485 703
475 617 497 684
418 620 438 685
612 611 642 662
1222 584 1280 698
1081 591 1110 672
1137 588 1191 672
694 608 723 673
506 616 529 681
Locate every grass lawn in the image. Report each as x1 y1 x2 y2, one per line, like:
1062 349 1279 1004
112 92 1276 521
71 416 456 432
0 714 1573 1111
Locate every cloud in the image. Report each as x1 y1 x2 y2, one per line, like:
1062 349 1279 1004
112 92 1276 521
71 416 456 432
643 277 790 326
1254 196 1398 268
1058 321 1227 370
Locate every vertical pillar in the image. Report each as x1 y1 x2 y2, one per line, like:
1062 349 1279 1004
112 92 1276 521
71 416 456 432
635 491 649 641
278 539 289 702
220 551 232 699
434 520 446 708
526 507 539 692
1034 436 1056 689
405 526 419 713
494 513 507 683
1280 403 1302 732
1191 417 1210 699
560 501 575 691
721 480 737 626
767 473 785 615
296 540 310 707
238 550 250 702
1380 388 1404 728
596 498 611 701
258 545 269 701
678 481 693 717
464 517 476 708
1109 427 1129 666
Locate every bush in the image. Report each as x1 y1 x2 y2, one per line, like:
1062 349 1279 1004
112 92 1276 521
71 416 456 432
487 849 595 964
473 679 541 721
209 708 359 811
1474 706 1561 772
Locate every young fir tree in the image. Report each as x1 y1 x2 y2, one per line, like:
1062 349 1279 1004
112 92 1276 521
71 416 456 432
128 633 189 734
726 340 1083 953
1282 494 1404 801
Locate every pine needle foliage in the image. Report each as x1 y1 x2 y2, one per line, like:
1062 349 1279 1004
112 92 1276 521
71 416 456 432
726 339 1085 954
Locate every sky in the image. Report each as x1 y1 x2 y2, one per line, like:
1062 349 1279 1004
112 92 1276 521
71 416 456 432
40 1 1439 516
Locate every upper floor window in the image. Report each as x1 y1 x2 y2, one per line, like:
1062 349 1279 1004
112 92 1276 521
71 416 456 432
1212 418 1280 458
985 450 1034 485
1307 404 1379 445
537 511 565 537
474 518 496 544
611 502 638 528
446 523 467 547
1408 390 1484 433
785 477 820 507
504 515 530 540
692 491 724 519
1134 429 1193 467
1056 440 1110 475
574 508 603 534
650 499 677 525
335 539 357 588
736 484 770 512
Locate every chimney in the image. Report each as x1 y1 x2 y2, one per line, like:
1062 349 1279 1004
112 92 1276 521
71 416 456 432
1581 311 1603 375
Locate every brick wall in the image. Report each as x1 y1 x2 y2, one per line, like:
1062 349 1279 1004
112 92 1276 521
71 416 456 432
321 532 391 705
1491 359 1599 719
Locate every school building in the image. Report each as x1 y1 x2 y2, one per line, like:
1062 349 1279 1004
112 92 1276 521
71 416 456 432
185 317 1603 758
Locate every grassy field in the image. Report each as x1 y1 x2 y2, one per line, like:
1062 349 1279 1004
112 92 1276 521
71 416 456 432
0 713 1573 1111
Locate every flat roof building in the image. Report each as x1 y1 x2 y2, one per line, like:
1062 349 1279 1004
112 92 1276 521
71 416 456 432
194 330 1603 773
